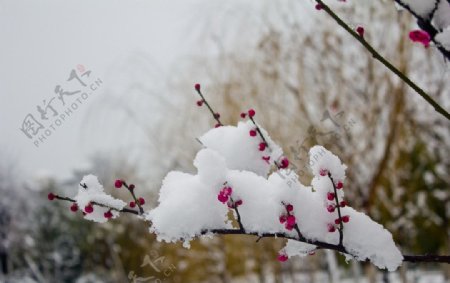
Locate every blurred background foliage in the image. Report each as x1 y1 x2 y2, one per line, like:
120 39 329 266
1 0 449 282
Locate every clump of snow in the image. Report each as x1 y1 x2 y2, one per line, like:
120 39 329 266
342 206 403 271
400 0 435 18
147 149 231 246
75 175 126 223
284 240 317 257
199 120 283 177
433 0 450 30
309 145 347 181
436 27 450 50
148 123 403 271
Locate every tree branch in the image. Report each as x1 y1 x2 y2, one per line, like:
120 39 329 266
203 228 450 264
328 173 344 246
314 0 450 121
53 195 139 215
195 85 223 126
392 0 450 60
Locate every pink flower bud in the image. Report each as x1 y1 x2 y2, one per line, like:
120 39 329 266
327 224 336 233
327 192 335 201
286 215 296 226
47 193 56 201
356 26 365 37
286 204 293 212
285 223 294 231
259 142 266 151
277 253 288 262
409 30 431 48
218 193 229 203
70 203 78 212
104 211 113 219
85 204 94 214
114 180 123 188
222 187 232 197
280 157 289 169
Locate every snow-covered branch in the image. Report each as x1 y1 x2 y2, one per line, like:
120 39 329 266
314 0 450 121
392 0 450 60
48 84 450 271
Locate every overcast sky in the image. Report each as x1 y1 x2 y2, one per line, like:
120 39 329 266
0 0 219 180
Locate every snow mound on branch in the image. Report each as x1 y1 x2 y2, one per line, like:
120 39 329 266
199 120 283 177
434 0 450 30
75 175 126 223
309 145 347 181
284 240 317 257
401 0 435 18
147 149 231 246
436 27 450 50
149 122 403 270
342 207 403 271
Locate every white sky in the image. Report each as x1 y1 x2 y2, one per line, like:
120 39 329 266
0 0 209 180
0 0 279 181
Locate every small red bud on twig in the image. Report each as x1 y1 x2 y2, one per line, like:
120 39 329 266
70 203 78 212
48 193 56 201
356 26 365 37
114 180 123 189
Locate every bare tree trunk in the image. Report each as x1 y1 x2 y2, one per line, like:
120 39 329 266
351 261 361 283
326 250 340 283
399 264 408 283
366 264 377 283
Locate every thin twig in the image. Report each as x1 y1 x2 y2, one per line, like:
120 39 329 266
54 195 139 215
392 0 450 60
202 228 450 264
230 197 245 232
315 0 450 121
249 116 282 168
195 87 223 126
328 173 344 246
122 181 144 215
